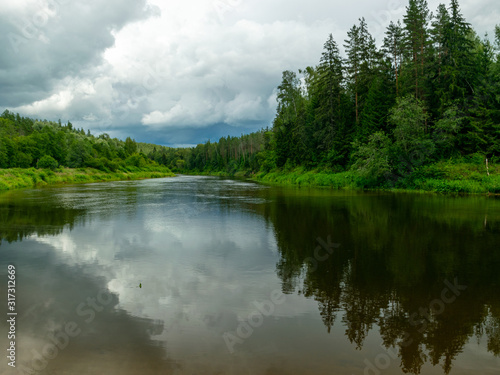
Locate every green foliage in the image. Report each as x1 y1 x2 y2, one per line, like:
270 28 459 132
358 75 394 142
390 95 435 173
0 111 152 173
175 159 186 170
0 167 174 191
16 152 33 168
257 168 360 189
37 155 58 170
124 137 138 156
433 104 463 157
351 131 392 185
125 153 148 168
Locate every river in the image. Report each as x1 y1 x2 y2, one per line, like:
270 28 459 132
1 175 499 374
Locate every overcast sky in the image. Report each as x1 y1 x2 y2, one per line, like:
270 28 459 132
1 0 498 147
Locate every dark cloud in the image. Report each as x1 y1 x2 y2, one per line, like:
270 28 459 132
0 0 156 106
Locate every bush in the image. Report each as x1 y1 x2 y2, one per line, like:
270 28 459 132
351 131 392 186
85 157 120 172
37 155 58 170
125 153 148 168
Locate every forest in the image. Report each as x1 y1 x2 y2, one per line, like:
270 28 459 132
157 0 500 192
0 108 178 173
0 110 174 190
1 0 499 193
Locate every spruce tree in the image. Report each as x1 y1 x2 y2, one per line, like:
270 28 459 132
317 34 344 153
273 70 302 167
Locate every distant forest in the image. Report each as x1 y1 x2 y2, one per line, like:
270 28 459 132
1 0 499 187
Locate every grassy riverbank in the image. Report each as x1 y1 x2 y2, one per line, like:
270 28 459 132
180 159 500 195
253 160 500 194
0 166 175 191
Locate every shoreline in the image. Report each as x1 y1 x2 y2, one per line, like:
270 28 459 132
178 167 500 196
2 166 498 196
0 167 175 192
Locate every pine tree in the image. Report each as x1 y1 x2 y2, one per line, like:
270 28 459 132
383 20 405 96
403 0 431 101
301 66 322 163
344 24 362 124
438 0 475 109
344 18 378 126
428 3 450 116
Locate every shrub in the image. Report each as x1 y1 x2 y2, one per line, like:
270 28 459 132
37 155 58 170
351 131 392 186
125 153 148 168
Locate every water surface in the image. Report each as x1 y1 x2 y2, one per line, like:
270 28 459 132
1 176 499 374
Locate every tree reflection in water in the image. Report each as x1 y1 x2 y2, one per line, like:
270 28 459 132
263 192 500 374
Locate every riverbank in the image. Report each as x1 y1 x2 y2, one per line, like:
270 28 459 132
254 161 500 194
180 160 500 194
0 166 175 191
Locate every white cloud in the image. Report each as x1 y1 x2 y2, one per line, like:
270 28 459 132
114 16 339 130
16 90 74 113
142 107 183 126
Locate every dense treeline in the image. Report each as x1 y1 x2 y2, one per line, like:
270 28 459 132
0 110 167 172
157 130 270 174
166 0 500 188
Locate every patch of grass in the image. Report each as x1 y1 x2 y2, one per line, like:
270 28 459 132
254 168 361 190
251 161 499 195
0 166 175 191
